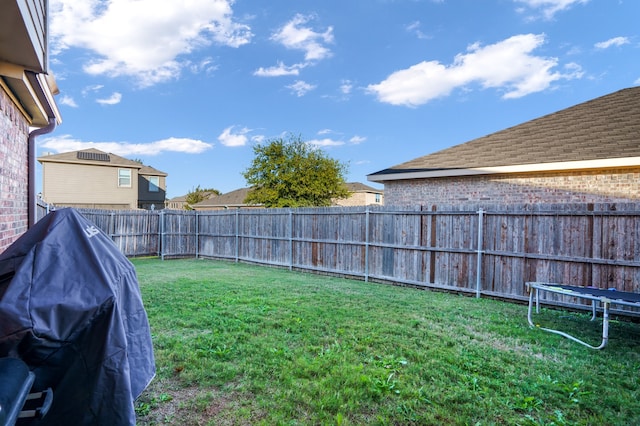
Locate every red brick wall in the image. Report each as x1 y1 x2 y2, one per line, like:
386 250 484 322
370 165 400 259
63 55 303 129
0 86 30 253
384 168 640 208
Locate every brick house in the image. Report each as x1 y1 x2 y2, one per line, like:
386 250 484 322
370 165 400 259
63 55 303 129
1 0 62 252
38 149 168 210
368 87 640 207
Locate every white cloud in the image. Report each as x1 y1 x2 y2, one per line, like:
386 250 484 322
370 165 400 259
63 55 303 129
39 135 212 156
317 129 333 135
594 37 630 50
340 80 353 95
350 135 366 144
49 0 252 86
253 61 301 77
81 84 104 96
287 80 316 97
257 13 333 77
271 14 334 62
308 138 344 147
514 0 589 20
59 95 78 107
218 126 250 147
367 34 582 107
188 57 219 75
96 92 122 105
406 21 430 40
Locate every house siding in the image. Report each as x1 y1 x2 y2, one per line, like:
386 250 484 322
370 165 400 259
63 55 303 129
42 162 138 209
334 191 384 207
138 174 167 210
384 168 640 207
0 85 30 252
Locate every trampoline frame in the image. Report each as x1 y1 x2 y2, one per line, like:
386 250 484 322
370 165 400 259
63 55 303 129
527 282 640 350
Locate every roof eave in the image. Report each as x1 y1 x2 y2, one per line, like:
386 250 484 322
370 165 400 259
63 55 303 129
368 157 640 183
0 0 48 73
0 61 61 127
37 158 143 168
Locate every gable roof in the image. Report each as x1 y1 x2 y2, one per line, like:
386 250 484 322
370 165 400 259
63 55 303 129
344 182 383 194
369 86 640 182
168 195 188 203
38 148 167 176
139 164 168 177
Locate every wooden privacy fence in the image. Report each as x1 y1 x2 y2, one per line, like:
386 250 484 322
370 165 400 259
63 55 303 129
75 204 640 311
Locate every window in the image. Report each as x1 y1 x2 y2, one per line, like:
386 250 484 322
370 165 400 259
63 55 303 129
118 169 132 187
148 176 160 192
375 194 381 203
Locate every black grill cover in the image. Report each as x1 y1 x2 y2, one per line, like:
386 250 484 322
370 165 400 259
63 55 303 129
0 208 155 425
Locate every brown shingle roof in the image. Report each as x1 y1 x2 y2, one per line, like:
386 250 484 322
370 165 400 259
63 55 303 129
139 165 168 177
369 87 640 181
192 187 259 208
38 148 168 176
345 182 383 193
38 148 140 167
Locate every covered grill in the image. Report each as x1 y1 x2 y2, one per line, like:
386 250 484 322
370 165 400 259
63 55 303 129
0 208 155 425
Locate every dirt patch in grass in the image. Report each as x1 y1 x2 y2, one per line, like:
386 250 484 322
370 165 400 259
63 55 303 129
136 378 257 425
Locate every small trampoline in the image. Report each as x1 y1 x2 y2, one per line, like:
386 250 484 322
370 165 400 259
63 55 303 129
527 282 640 350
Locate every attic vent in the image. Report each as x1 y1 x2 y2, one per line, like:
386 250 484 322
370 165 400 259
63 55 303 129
77 151 110 162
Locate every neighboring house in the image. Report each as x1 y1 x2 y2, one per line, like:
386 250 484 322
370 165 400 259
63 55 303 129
166 195 189 210
138 164 169 210
368 87 640 208
192 183 384 210
38 149 168 210
166 191 218 210
191 187 262 210
333 182 384 207
0 0 62 252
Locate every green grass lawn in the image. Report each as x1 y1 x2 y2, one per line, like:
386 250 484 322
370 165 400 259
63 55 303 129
132 258 640 425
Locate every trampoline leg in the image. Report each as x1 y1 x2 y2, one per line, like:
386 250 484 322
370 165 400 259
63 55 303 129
527 288 537 328
601 302 610 349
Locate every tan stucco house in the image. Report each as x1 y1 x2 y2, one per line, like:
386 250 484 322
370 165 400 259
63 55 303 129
38 148 168 210
333 182 384 207
1 0 62 252
368 87 640 208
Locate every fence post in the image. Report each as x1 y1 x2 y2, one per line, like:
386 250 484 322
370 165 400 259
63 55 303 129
160 209 165 260
109 212 115 241
235 209 239 263
195 210 199 259
365 207 370 282
289 209 293 271
476 208 484 298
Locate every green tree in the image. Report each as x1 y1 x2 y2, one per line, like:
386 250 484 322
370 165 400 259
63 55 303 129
242 135 349 208
185 185 221 209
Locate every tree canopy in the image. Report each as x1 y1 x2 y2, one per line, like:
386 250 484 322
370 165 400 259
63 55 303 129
242 135 349 208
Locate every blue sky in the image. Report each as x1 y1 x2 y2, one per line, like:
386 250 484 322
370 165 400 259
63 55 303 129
40 0 639 199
